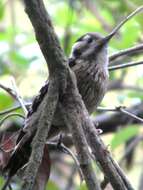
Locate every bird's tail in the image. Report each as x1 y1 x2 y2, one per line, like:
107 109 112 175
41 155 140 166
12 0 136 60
2 133 32 190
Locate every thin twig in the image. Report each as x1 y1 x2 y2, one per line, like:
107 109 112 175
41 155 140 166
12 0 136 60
109 44 143 62
0 80 28 116
97 106 126 112
0 103 31 116
92 102 143 135
106 6 143 39
119 135 143 165
108 60 143 71
0 84 16 99
60 144 84 182
97 106 143 123
11 78 28 116
8 185 12 190
0 113 25 126
1 178 11 190
119 107 143 123
47 141 83 182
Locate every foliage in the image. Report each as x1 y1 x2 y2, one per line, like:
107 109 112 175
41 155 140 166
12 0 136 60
111 126 139 150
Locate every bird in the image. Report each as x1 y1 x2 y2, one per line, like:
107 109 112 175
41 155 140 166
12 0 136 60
2 32 112 190
29 32 109 116
68 32 109 114
2 5 141 188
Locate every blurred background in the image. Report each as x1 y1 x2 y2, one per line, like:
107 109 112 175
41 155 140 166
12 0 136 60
0 0 143 189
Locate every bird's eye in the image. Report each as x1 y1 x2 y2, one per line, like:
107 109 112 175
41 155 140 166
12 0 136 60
69 57 76 67
73 48 81 57
87 37 93 43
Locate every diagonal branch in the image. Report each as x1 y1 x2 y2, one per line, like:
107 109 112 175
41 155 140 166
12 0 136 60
11 78 28 116
108 60 143 71
60 72 133 189
60 73 101 190
23 0 68 92
94 102 143 134
0 84 16 99
21 77 59 190
109 44 143 62
21 1 100 190
98 106 143 123
0 103 31 116
0 81 28 116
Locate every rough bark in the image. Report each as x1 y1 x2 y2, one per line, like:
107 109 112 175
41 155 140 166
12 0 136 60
20 0 134 190
22 0 100 190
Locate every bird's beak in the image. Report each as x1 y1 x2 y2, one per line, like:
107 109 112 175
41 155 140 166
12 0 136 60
96 6 143 48
97 32 115 48
102 32 115 43
94 33 115 50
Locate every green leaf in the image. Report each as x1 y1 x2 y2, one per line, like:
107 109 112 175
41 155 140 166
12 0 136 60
77 182 87 190
101 8 114 25
10 51 29 66
0 177 4 188
52 2 77 27
0 92 13 110
0 27 18 41
0 0 5 20
127 91 143 101
46 181 60 190
111 126 139 149
9 51 36 70
0 59 11 75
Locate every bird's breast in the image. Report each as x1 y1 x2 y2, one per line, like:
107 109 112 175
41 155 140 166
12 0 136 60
73 61 108 114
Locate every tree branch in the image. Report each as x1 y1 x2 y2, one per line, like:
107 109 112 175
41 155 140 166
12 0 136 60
60 73 101 190
22 1 100 190
94 102 143 134
119 135 143 165
80 108 133 189
21 77 59 190
11 78 28 115
0 84 16 99
59 73 133 189
0 103 31 116
47 140 83 182
0 113 25 126
23 0 68 91
109 44 143 62
98 106 143 123
108 60 143 71
0 80 28 116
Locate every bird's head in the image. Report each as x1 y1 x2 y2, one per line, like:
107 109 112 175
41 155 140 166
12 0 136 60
69 32 109 68
69 6 143 67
